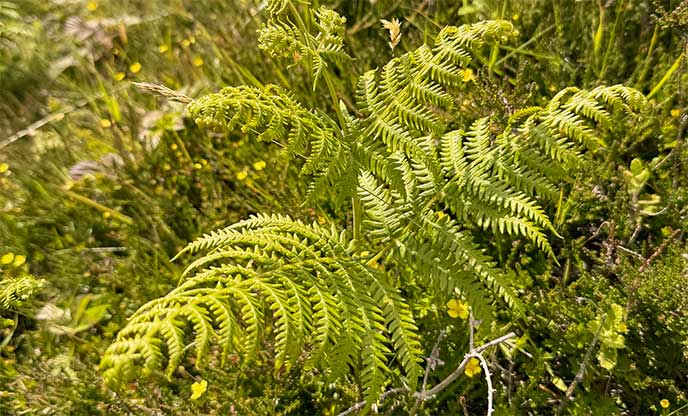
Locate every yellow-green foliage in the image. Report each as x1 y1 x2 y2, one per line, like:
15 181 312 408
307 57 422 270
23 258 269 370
101 9 646 406
0 272 44 311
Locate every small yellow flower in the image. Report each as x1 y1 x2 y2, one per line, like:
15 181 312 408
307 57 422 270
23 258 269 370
181 39 191 48
1 253 15 265
447 299 469 320
158 44 169 53
113 72 125 81
252 160 266 171
86 1 98 11
464 357 482 378
0 163 9 173
381 18 402 49
190 379 207 400
193 163 202 169
660 399 670 409
670 109 680 118
100 119 112 128
462 68 477 83
129 62 141 73
102 212 111 219
170 143 178 150
236 171 248 181
436 211 446 219
512 14 520 21
13 255 26 267
192 56 204 67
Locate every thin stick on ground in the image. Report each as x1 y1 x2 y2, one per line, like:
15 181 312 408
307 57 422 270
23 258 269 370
556 313 607 415
410 330 446 415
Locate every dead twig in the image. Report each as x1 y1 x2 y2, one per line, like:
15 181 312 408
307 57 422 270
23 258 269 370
338 314 517 416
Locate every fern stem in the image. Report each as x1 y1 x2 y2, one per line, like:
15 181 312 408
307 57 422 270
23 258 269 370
323 71 346 127
352 195 362 243
288 2 315 85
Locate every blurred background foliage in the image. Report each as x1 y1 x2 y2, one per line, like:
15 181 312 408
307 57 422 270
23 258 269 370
0 0 687 414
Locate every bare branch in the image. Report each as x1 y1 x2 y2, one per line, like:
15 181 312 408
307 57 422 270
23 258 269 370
337 317 517 416
468 352 495 416
419 332 516 400
556 314 606 414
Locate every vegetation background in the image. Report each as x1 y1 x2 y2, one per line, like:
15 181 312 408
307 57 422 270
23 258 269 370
1 0 687 415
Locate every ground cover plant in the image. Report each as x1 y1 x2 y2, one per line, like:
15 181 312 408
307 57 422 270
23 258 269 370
1 0 687 415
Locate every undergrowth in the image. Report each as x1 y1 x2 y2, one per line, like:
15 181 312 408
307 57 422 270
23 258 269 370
1 0 687 415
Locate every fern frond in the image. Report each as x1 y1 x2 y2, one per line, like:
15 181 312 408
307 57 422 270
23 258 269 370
108 16 648 407
102 215 423 402
258 4 350 88
0 272 44 310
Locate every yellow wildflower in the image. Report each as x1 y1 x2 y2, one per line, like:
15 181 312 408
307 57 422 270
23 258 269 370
193 163 202 169
181 39 191 48
462 68 477 83
670 109 680 118
465 357 481 378
1 253 15 265
236 171 248 181
86 1 98 11
158 44 169 53
13 255 26 267
447 299 469 320
192 56 204 67
100 119 112 128
170 143 178 150
381 18 402 49
102 212 111 219
0 163 9 173
660 399 670 409
113 72 125 81
190 379 208 400
129 62 141 73
436 211 446 219
252 160 267 171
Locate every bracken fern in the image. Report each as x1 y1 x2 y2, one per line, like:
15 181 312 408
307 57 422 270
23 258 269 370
101 1 645 406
